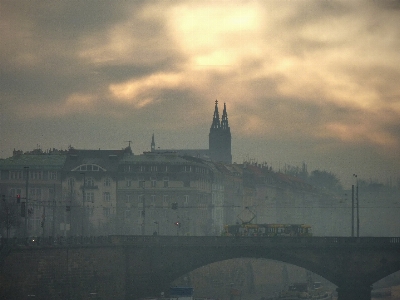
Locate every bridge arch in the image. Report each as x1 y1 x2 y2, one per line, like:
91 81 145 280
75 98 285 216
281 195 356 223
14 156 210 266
2 235 400 300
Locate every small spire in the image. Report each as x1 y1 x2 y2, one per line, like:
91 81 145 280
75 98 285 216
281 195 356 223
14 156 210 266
151 134 155 151
221 102 229 130
211 100 220 129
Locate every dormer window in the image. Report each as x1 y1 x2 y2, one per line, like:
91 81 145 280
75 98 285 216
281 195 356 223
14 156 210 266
72 164 106 172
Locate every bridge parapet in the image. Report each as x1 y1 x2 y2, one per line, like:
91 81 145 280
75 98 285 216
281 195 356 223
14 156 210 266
1 236 400 250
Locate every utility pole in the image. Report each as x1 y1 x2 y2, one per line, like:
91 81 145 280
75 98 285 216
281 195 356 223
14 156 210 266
141 184 146 235
81 173 85 237
351 185 354 237
356 181 359 237
52 184 56 237
42 205 45 239
353 174 359 237
24 167 29 238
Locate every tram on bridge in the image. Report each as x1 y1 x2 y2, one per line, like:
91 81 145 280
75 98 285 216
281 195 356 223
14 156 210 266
222 223 312 237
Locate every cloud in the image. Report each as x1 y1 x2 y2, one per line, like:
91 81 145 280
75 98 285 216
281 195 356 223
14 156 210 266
0 0 399 183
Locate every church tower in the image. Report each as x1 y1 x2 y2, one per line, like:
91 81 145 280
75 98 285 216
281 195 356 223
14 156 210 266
209 100 232 164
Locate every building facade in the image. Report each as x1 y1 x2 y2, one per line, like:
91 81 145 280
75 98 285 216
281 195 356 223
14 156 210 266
116 152 215 236
0 149 66 238
61 148 129 236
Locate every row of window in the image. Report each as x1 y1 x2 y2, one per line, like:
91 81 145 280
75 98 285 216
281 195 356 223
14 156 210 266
9 188 111 203
83 192 113 203
9 188 55 200
9 170 58 180
8 165 211 181
125 194 190 206
125 177 170 188
67 177 112 187
123 165 209 174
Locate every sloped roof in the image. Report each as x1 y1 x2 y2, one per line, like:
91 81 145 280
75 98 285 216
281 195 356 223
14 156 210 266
120 152 208 166
0 154 67 170
63 149 128 172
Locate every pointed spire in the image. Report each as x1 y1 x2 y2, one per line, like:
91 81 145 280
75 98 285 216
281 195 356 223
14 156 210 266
151 133 155 151
211 100 220 129
221 102 229 130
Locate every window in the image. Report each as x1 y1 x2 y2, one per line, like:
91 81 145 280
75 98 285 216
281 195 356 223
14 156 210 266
124 210 131 219
138 195 144 207
184 166 192 172
126 179 132 187
125 194 131 203
138 210 144 218
163 177 169 188
10 188 22 197
104 177 111 186
85 192 94 203
48 171 57 180
139 180 145 188
85 177 94 187
103 207 111 217
151 177 157 188
139 166 145 172
151 195 156 207
184 195 189 207
163 195 168 208
9 171 22 180
124 165 133 172
49 188 55 200
68 178 75 188
30 188 41 200
72 164 105 172
30 171 42 180
103 192 111 202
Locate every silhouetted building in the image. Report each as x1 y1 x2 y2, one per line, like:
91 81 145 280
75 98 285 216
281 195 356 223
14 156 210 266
209 100 232 164
151 101 232 164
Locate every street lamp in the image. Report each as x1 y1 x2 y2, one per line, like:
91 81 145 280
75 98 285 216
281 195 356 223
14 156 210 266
24 166 29 238
353 174 359 237
81 173 85 237
141 184 146 236
154 221 159 235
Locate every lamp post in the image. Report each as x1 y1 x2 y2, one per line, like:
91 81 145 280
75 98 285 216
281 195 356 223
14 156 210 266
353 174 359 237
141 184 146 236
154 221 159 235
351 184 354 237
24 166 29 238
81 173 85 237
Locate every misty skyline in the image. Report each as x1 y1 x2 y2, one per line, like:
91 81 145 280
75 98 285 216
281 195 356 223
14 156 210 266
1 0 399 187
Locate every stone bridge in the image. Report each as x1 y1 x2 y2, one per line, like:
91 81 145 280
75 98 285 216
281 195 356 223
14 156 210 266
1 236 400 300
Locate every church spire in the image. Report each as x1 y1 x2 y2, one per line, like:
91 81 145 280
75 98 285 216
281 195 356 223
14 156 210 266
209 100 232 164
151 133 155 152
210 100 220 129
221 102 229 130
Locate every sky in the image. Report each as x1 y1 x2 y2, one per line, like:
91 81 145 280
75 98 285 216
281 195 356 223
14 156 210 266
1 0 400 187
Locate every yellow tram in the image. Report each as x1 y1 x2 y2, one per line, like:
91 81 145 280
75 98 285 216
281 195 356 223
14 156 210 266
222 223 312 237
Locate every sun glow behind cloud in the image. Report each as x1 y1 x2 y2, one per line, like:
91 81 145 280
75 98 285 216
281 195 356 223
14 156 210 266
169 2 263 68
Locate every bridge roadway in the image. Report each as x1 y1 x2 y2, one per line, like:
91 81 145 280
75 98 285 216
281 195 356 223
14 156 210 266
1 236 400 300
